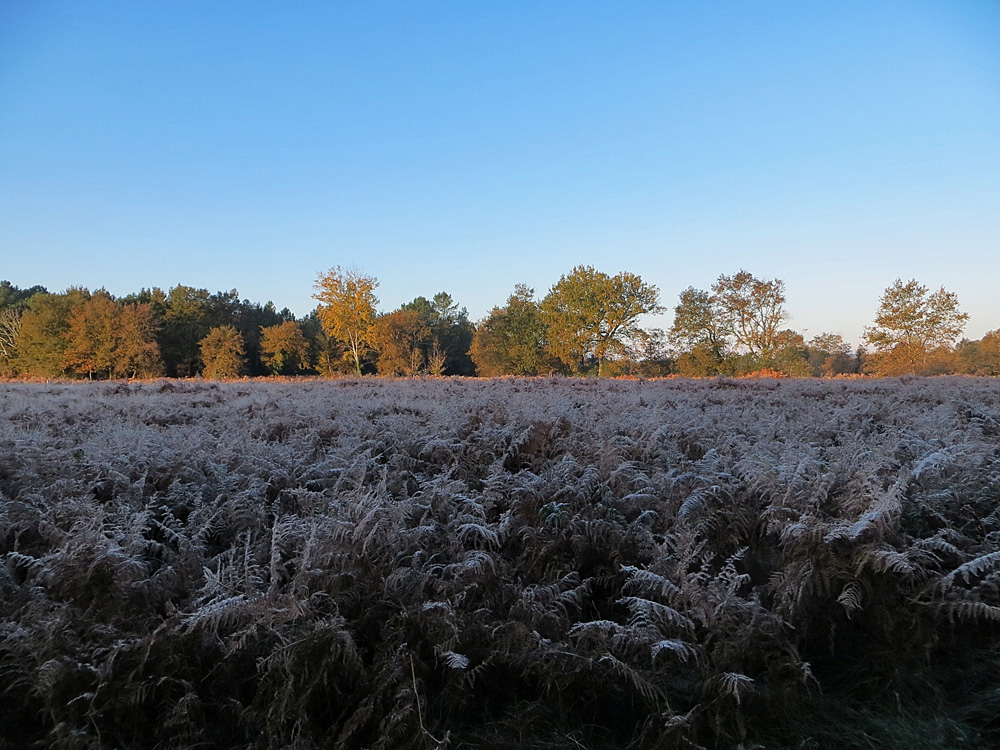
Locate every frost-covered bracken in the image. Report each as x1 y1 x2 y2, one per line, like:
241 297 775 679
1 377 999 748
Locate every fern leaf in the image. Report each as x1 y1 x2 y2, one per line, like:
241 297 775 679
837 581 864 618
439 651 470 670
182 594 251 633
598 653 664 704
456 522 499 550
678 486 717 521
621 565 681 602
618 596 694 633
651 639 698 664
913 536 962 560
944 551 1000 588
716 672 754 705
939 600 1000 624
856 548 915 577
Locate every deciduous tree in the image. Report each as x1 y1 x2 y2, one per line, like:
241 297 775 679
209 291 287 376
768 329 811 377
669 286 731 376
0 281 46 375
200 326 245 379
0 306 22 373
541 266 662 376
114 303 163 378
806 333 858 377
64 291 119 378
15 289 91 377
471 284 550 377
299 311 349 376
669 271 792 375
63 293 163 379
957 330 1000 376
864 279 969 376
711 270 787 359
260 321 310 375
313 267 379 376
369 309 431 376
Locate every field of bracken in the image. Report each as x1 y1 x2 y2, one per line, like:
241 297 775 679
2 377 1000 749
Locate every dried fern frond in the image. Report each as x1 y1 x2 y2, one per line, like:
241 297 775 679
650 638 698 664
943 550 1000 589
618 596 695 633
455 522 500 550
853 547 917 577
621 565 682 603
714 671 755 705
837 581 865 618
437 650 470 670
936 599 1000 624
598 652 665 705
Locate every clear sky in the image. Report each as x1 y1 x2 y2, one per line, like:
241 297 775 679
1 0 998 347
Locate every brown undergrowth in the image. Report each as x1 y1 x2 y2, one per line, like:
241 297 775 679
1 377 999 748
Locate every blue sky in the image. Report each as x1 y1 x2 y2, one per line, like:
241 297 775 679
1 0 998 346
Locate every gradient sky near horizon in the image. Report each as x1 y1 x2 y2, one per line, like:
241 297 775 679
1 1 998 347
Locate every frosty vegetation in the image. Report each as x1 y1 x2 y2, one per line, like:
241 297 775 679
2 377 1000 748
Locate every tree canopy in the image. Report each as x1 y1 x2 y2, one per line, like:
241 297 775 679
864 278 969 376
0 270 991 380
669 270 801 376
541 266 663 375
957 330 1000 376
368 309 431 376
669 286 732 376
260 321 310 376
399 292 476 375
470 284 550 377
200 326 245 379
312 267 379 376
712 270 787 359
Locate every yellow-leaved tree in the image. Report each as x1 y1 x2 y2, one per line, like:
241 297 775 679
260 321 310 375
200 326 245 379
864 279 969 376
368 308 430 376
312 267 379 376
541 265 662 376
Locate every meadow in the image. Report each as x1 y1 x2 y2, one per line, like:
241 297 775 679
2 376 999 749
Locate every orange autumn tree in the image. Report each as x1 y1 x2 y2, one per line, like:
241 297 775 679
63 291 118 379
864 279 969 376
312 267 379 376
369 308 430 376
200 325 245 379
113 302 162 378
260 320 310 375
62 291 163 379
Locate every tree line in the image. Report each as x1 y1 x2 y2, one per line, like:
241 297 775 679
0 267 995 380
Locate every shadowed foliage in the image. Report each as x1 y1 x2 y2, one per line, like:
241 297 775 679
1 378 999 749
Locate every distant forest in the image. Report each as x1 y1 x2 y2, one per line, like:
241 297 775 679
0 266 996 380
